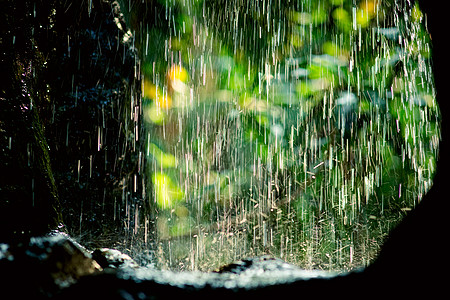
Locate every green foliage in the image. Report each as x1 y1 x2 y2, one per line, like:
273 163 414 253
131 0 440 271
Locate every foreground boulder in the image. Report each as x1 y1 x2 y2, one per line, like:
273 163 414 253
0 233 338 298
92 248 139 270
0 233 101 297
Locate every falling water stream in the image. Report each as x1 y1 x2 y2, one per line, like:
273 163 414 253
113 0 439 272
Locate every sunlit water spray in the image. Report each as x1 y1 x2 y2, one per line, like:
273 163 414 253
117 0 439 272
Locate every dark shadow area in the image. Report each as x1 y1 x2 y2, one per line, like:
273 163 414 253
362 0 449 294
0 0 143 247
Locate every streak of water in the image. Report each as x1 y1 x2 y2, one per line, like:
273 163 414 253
117 0 440 272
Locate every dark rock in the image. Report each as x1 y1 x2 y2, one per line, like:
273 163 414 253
1 233 338 298
56 252 338 299
92 248 139 270
215 255 331 277
0 233 101 297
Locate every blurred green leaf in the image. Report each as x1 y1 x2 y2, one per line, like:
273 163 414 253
332 7 351 32
148 143 177 168
152 172 184 209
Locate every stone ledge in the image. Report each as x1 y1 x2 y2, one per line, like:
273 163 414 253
0 233 345 299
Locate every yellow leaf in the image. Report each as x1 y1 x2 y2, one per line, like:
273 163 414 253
148 143 177 168
356 9 371 28
142 80 172 109
143 80 157 99
144 105 165 124
360 0 378 18
289 11 312 25
168 65 189 83
152 172 183 209
411 3 423 23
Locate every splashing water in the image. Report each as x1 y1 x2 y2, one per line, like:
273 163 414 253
118 0 440 272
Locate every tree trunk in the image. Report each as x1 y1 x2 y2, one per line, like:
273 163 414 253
0 0 63 240
0 0 142 243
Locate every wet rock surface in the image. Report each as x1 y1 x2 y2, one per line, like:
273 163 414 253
0 233 102 297
92 248 139 270
0 233 339 298
0 224 446 299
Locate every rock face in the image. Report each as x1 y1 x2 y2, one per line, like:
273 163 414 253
0 0 142 246
92 248 139 270
0 233 339 298
0 233 102 297
0 226 445 298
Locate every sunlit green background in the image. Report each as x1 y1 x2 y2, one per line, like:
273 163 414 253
119 0 440 271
